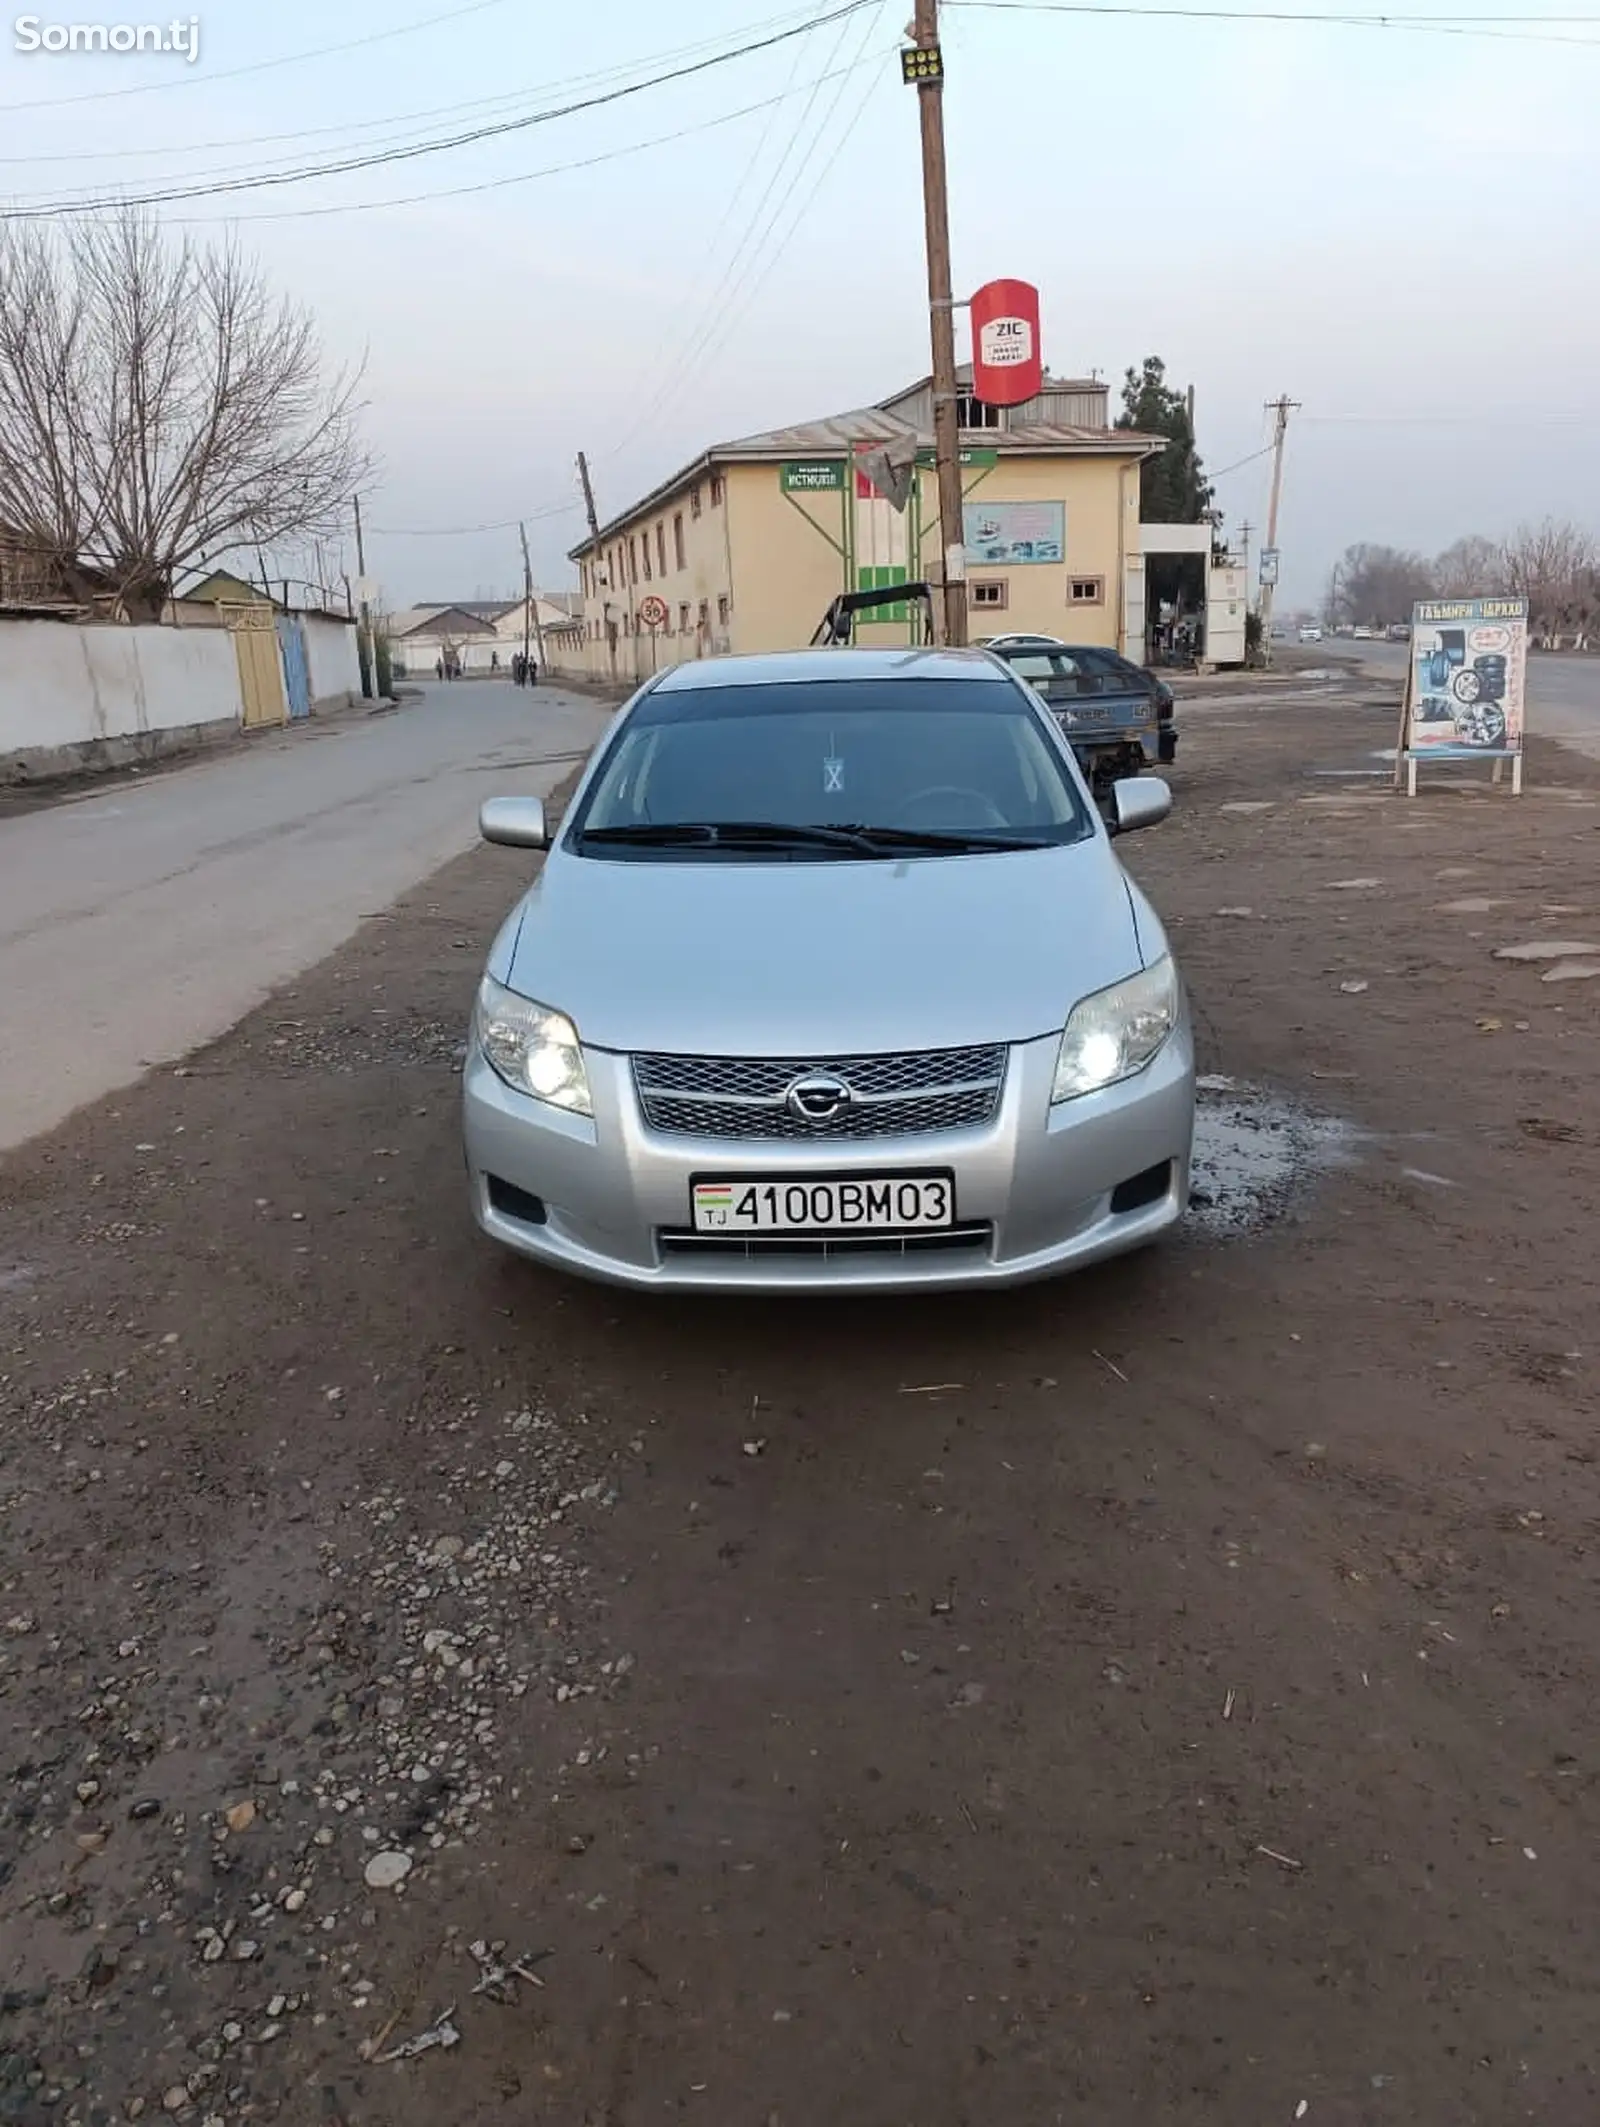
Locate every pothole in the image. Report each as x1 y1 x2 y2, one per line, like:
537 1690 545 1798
1189 1079 1357 1237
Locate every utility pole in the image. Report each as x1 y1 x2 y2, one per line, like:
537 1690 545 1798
518 519 547 681
352 494 375 699
576 452 601 543
1257 394 1299 664
908 0 966 648
1239 519 1253 581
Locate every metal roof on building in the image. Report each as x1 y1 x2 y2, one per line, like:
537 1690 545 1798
571 399 1164 558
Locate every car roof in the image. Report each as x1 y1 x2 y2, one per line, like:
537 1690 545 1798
989 637 1123 657
649 647 1008 692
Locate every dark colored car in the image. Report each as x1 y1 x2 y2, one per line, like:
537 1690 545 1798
979 636 1177 797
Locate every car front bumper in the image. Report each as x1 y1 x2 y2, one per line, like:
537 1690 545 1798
461 1013 1196 1293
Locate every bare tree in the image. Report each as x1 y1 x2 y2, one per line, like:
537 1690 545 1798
1432 535 1504 598
0 209 371 620
1499 517 1598 641
1326 542 1435 629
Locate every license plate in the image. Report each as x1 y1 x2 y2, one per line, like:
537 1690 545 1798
690 1172 955 1235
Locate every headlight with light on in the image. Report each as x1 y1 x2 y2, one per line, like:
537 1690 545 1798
1051 956 1178 1104
473 976 592 1116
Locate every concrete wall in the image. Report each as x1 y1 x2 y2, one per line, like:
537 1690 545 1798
302 614 360 707
0 620 242 780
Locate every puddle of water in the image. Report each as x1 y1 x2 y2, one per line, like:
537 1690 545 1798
1189 1084 1357 1239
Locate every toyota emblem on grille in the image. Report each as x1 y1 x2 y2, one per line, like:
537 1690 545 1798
784 1070 854 1125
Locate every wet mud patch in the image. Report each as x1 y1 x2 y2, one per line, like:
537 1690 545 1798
1188 1077 1356 1237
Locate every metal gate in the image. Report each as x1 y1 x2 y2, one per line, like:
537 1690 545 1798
276 613 312 719
221 604 288 728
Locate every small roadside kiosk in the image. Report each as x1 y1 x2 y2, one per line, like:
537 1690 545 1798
1395 595 1529 797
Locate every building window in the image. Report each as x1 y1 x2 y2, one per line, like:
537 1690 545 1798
1069 576 1105 606
678 601 691 633
697 598 709 630
656 522 667 576
673 514 686 570
710 474 725 507
716 593 730 626
641 536 652 581
955 396 1003 430
690 486 703 520
971 580 1008 610
628 537 639 586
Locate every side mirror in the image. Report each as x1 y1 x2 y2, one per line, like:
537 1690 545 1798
1109 776 1172 836
479 796 548 850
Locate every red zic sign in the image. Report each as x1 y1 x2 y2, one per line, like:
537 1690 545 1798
638 595 669 629
969 278 1042 407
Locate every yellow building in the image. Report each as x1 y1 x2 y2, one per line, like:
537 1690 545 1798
568 368 1163 686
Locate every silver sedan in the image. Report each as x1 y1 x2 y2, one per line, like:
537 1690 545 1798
462 647 1194 1291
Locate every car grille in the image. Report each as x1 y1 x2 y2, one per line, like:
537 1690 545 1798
632 1044 1007 1143
657 1223 994 1262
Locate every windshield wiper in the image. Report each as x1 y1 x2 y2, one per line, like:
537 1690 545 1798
580 819 883 854
835 823 1055 853
579 820 1054 857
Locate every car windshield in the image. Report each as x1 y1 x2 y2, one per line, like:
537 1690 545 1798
568 676 1092 859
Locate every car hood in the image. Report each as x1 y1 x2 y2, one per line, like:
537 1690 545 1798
498 843 1145 1056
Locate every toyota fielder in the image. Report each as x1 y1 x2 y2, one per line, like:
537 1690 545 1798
463 647 1194 1292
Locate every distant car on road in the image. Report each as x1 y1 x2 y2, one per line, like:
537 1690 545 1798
1385 623 1411 642
1352 626 1375 640
463 647 1195 1293
1298 624 1323 644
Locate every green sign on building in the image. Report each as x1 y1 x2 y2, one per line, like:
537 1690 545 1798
913 446 999 470
780 461 845 493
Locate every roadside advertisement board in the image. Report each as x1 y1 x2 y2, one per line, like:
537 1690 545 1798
969 278 1043 406
962 501 1064 566
1406 596 1527 757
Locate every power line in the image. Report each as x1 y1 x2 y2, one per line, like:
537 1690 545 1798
697 6 892 380
371 501 584 537
146 58 889 227
0 0 880 219
0 0 836 168
948 0 1600 42
601 6 882 464
593 25 835 466
1209 443 1276 479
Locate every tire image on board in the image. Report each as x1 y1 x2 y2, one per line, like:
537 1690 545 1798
1450 665 1483 705
1454 702 1507 749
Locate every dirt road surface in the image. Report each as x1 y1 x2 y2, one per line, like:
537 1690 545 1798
3 674 1599 2126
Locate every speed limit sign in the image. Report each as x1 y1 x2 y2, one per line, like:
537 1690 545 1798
638 594 669 629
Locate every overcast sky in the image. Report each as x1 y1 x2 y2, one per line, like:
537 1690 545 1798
3 0 1597 609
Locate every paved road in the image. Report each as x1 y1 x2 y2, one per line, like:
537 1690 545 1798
0 681 611 1152
1318 637 1600 758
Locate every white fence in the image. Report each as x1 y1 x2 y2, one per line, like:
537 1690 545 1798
0 619 242 775
302 613 361 708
